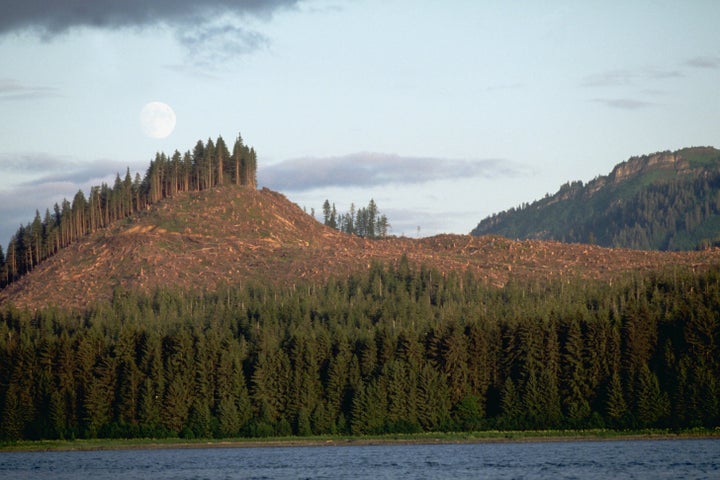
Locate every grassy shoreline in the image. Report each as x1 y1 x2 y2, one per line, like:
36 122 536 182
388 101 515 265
2 429 718 453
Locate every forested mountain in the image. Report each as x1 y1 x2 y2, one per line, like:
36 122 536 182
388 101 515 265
472 147 720 250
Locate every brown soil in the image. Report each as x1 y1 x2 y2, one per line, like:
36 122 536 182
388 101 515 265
2 185 720 311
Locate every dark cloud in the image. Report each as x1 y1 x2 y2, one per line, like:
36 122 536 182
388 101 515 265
0 0 300 62
0 1 300 35
0 78 58 101
258 152 525 191
592 98 654 110
176 22 270 63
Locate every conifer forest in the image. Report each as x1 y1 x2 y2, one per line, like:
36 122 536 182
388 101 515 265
1 260 718 441
1 137 718 443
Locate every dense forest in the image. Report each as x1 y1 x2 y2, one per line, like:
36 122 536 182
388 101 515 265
1 260 717 441
321 199 390 239
472 147 720 250
0 134 258 289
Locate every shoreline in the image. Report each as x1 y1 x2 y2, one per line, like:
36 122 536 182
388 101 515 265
2 429 718 453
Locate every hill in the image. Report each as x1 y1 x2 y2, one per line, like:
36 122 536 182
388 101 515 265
3 184 720 311
471 146 720 250
2 145 720 441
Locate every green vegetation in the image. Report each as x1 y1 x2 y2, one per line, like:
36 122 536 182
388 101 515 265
2 428 717 452
0 134 257 289
1 259 718 441
322 199 391 238
472 147 720 250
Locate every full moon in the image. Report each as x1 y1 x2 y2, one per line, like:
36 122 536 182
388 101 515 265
139 101 176 139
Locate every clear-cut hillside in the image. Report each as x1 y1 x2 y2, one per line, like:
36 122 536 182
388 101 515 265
2 185 720 311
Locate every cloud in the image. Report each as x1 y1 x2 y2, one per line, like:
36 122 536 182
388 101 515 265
591 98 654 110
581 66 680 110
0 0 300 61
175 21 270 64
0 152 145 247
0 1 300 35
0 152 70 172
581 67 682 87
0 181 82 248
0 78 59 102
258 152 526 191
685 55 720 69
0 152 136 185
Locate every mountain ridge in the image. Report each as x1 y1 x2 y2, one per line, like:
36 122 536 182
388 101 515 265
471 146 720 250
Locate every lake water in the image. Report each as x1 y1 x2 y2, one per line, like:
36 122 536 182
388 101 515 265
1 438 718 479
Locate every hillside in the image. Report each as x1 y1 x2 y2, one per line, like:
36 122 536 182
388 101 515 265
471 146 720 250
3 184 720 311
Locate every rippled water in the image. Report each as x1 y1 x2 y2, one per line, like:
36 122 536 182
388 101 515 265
1 438 718 479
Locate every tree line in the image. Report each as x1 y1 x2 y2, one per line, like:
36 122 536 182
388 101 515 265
1 260 717 441
322 199 390 239
0 134 257 289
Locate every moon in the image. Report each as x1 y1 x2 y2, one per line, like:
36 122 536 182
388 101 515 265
139 101 176 139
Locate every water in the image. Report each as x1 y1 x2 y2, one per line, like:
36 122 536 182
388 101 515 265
0 438 718 479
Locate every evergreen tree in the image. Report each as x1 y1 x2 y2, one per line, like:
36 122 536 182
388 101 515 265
322 200 332 226
320 199 390 238
416 364 451 431
216 136 229 186
635 366 670 427
560 318 591 422
1 260 720 440
605 370 628 427
499 376 522 429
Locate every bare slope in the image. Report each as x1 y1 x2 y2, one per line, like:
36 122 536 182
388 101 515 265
2 185 720 310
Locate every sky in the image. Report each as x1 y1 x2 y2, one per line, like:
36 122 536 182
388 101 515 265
0 0 719 247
